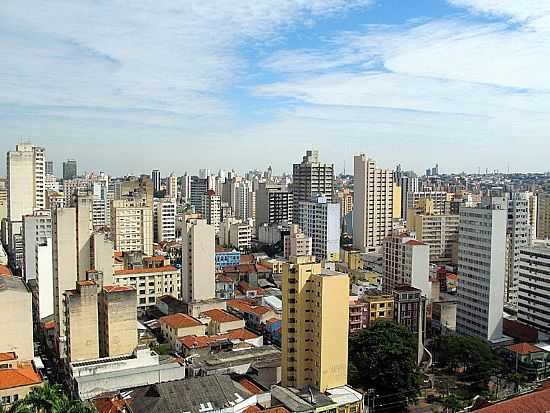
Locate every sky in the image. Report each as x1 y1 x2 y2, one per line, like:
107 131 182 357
1 0 549 177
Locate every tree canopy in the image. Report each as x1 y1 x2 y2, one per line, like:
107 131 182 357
348 321 422 412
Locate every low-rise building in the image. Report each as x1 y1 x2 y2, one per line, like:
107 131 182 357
271 385 364 413
200 308 245 335
215 247 240 270
176 328 262 356
159 313 206 349
227 299 276 333
0 356 42 409
215 275 236 300
503 343 550 381
362 291 394 328
349 297 369 334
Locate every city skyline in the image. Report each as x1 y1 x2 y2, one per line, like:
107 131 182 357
1 0 550 175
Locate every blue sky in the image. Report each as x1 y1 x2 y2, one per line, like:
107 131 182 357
1 0 549 176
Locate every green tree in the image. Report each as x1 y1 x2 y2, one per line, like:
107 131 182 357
440 394 463 413
349 321 421 412
8 382 96 413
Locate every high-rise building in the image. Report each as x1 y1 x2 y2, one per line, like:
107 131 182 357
90 174 111 229
111 193 153 256
407 191 450 215
407 199 459 264
219 218 252 252
393 286 427 365
292 150 334 219
0 274 34 362
528 192 538 244
256 182 293 230
167 173 178 200
190 176 209 212
64 280 100 362
6 143 46 271
283 224 312 259
98 285 138 358
517 245 550 335
281 256 349 392
151 169 161 193
45 160 54 176
181 219 215 303
63 159 78 181
153 198 177 243
352 154 394 252
538 193 550 240
396 173 419 219
181 173 192 203
201 191 221 234
383 234 430 299
298 196 340 262
456 201 507 342
336 188 353 222
504 193 531 309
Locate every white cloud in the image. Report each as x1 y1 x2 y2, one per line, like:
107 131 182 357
0 0 372 122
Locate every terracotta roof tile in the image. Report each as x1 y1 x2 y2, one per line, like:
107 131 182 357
475 387 550 413
201 309 241 323
178 328 259 349
159 313 202 329
507 343 543 355
227 299 272 316
103 284 135 293
0 352 16 362
114 265 177 276
0 362 42 390
238 378 264 395
0 265 13 277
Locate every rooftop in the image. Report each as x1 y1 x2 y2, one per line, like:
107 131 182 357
103 284 135 293
0 362 42 390
475 387 550 413
227 299 272 316
201 308 241 323
507 343 544 355
178 328 259 350
0 265 13 277
0 352 17 362
115 265 178 276
159 313 203 329
0 273 29 293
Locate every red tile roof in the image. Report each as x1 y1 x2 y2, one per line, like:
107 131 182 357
405 239 425 246
201 309 241 323
507 343 543 355
475 387 550 413
159 313 203 329
0 362 42 390
103 284 135 293
93 396 128 413
178 328 259 349
238 378 264 395
114 265 177 275
227 300 272 316
0 352 17 362
0 265 13 277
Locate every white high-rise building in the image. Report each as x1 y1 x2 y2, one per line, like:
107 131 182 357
353 154 394 252
181 219 215 303
6 143 46 271
456 200 507 342
298 196 340 262
201 191 221 234
154 198 177 243
181 174 192 203
383 234 430 299
504 192 531 309
22 210 52 282
167 173 178 200
528 192 538 244
90 174 110 229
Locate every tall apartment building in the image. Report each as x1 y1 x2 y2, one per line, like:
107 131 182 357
0 274 34 362
456 201 507 342
6 143 46 271
181 174 192 203
517 246 550 335
233 180 256 221
407 191 450 215
353 154 394 252
336 188 353 221
281 256 349 392
151 169 161 193
52 197 115 357
0 178 7 223
256 182 293 229
504 193 531 309
45 160 54 176
396 172 419 219
538 193 550 240
383 234 430 299
182 219 215 303
90 175 111 229
284 224 313 259
63 159 77 181
99 285 138 357
64 281 100 362
528 192 538 243
111 195 153 256
201 191 222 234
291 150 334 219
219 219 252 252
153 198 176 243
393 286 426 365
190 176 210 212
407 199 459 264
298 196 340 262
167 173 178 200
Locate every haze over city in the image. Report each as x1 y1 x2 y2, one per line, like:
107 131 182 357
2 0 550 175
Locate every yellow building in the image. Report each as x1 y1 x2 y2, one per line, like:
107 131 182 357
342 249 363 271
393 185 402 219
282 256 349 392
363 292 395 327
538 193 550 240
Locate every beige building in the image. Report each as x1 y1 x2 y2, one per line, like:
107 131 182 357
283 224 312 258
0 355 43 409
528 192 538 243
64 281 100 362
282 255 349 392
219 218 252 251
99 285 138 358
353 154 394 253
200 308 245 335
0 274 34 362
538 193 550 240
52 197 115 357
167 173 178 200
111 196 153 256
336 188 353 219
114 257 181 309
159 313 206 349
407 199 459 264
407 191 451 215
182 219 216 303
363 292 395 327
